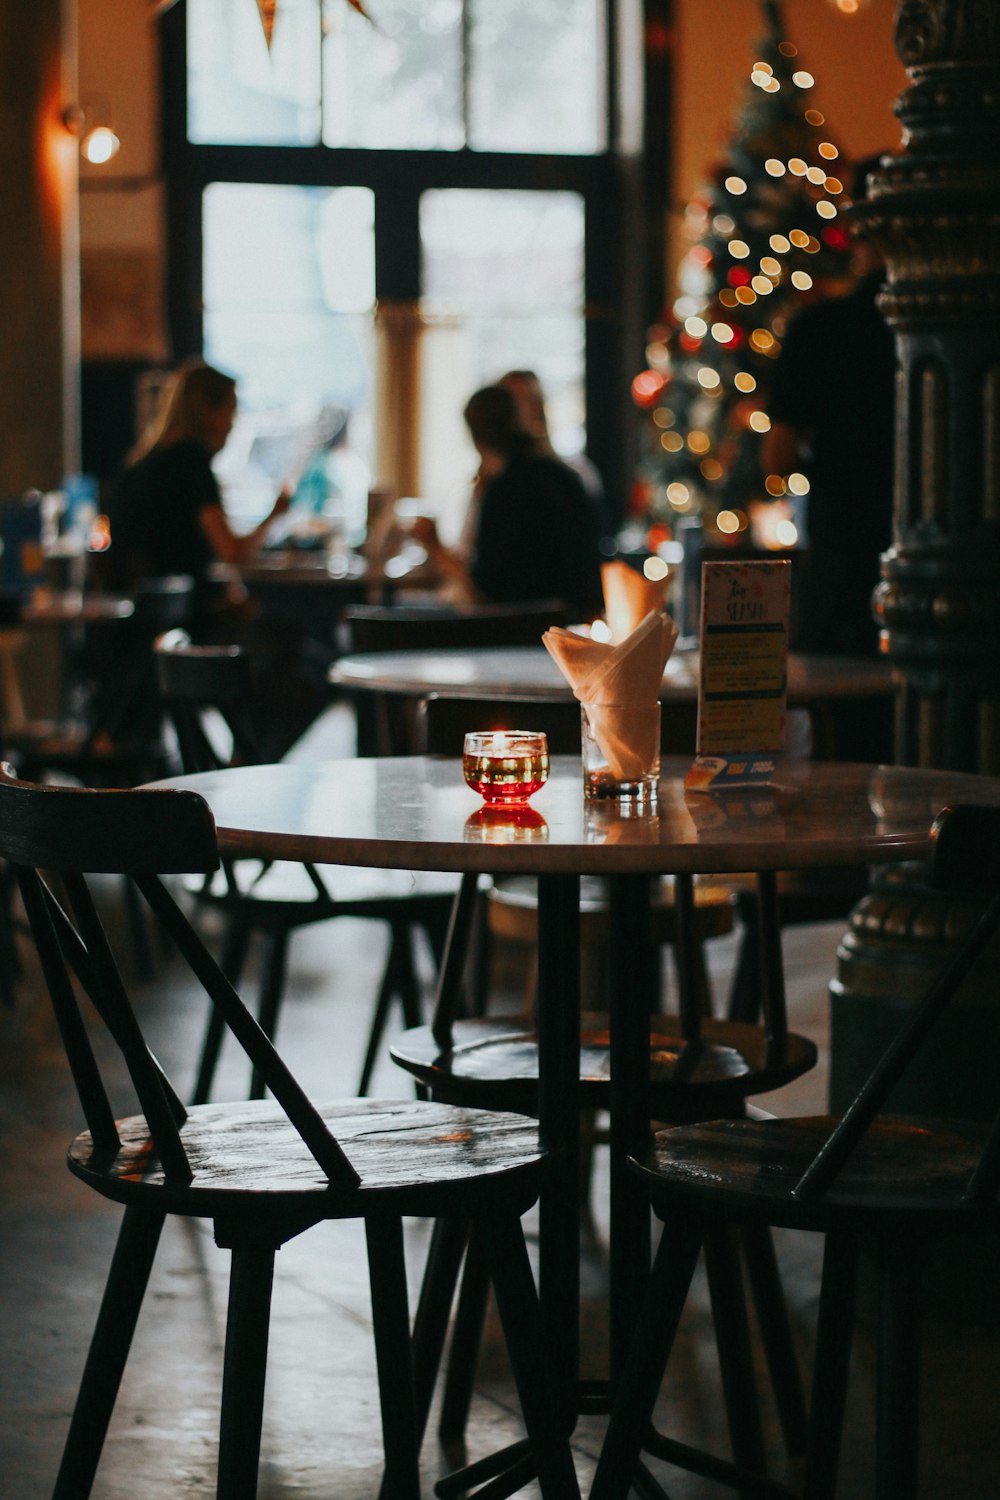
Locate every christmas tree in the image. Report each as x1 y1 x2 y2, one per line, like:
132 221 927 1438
630 0 853 554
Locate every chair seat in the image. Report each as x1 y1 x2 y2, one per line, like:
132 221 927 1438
185 861 460 917
390 1014 817 1115
68 1096 544 1218
635 1113 995 1225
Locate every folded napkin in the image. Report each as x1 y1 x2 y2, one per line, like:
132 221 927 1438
601 560 669 644
543 609 679 781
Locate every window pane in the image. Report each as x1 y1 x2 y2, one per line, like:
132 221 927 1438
203 184 375 532
420 190 586 535
469 0 606 154
188 0 322 146
321 0 464 150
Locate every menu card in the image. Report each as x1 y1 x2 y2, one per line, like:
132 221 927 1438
685 559 790 792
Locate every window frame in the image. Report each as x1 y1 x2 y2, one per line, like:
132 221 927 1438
159 0 672 528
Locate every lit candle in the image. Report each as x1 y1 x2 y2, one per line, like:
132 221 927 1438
462 730 549 803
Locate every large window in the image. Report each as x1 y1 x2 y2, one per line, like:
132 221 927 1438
164 0 652 534
203 183 375 530
189 0 605 154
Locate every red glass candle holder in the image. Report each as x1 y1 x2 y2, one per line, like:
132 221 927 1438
462 730 549 803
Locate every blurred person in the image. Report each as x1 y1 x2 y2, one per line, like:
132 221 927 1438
108 359 290 631
761 155 896 758
499 369 611 537
416 383 603 619
762 157 896 660
107 360 340 761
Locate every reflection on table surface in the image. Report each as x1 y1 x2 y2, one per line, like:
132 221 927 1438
151 755 1000 877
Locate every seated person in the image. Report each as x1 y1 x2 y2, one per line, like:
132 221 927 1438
416 384 604 620
107 359 289 632
107 361 338 761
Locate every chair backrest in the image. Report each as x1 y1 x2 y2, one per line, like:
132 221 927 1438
419 693 583 756
341 599 573 654
155 633 260 772
794 802 1000 1204
0 764 359 1188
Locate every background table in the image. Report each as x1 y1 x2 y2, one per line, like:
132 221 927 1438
331 644 892 707
152 755 1000 1430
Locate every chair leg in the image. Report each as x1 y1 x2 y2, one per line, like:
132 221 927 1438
875 1234 922 1500
217 1242 276 1500
191 917 252 1105
803 1227 860 1500
703 1224 767 1485
409 1217 471 1451
52 1207 165 1500
366 1213 422 1500
438 1224 491 1444
591 1210 704 1500
482 1207 582 1498
358 922 419 1095
250 928 291 1099
740 1222 808 1455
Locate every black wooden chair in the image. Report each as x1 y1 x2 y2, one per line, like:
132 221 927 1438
591 802 1000 1500
155 633 459 1101
0 764 579 1500
391 693 818 1463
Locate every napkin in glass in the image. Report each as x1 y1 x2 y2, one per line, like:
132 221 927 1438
543 609 679 782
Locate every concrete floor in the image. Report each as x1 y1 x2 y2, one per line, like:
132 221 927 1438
2 705 1000 1499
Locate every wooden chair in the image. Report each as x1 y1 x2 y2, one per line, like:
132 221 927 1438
0 764 579 1500
155 633 459 1101
340 600 574 755
591 802 1000 1500
392 694 818 1461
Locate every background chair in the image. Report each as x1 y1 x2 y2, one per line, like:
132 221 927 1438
155 634 459 1100
340 600 574 755
1 765 578 1500
392 692 818 1465
590 801 1000 1500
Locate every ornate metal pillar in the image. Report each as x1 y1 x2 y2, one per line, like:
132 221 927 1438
829 0 1000 1113
866 0 1000 774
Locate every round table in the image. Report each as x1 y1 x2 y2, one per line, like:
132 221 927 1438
151 754 1000 1435
331 644 893 707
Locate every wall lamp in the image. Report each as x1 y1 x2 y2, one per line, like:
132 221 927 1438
62 99 121 165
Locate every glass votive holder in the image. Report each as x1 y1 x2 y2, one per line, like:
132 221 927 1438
462 730 550 803
581 702 660 803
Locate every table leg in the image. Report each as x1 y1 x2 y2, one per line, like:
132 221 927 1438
536 872 581 1435
608 873 656 1387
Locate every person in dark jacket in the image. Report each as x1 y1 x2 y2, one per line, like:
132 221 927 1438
415 383 604 619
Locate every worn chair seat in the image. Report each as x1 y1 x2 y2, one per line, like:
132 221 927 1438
392 1014 816 1117
68 1096 545 1218
635 1112 992 1224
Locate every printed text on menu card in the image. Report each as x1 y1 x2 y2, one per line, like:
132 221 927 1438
685 559 791 792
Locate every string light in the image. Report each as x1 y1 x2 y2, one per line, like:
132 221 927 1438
765 159 786 177
717 510 740 535
728 240 750 259
791 270 813 290
734 372 757 393
769 233 791 253
725 176 748 195
792 70 815 88
787 472 811 495
816 201 837 219
667 482 692 508
818 142 839 159
748 411 772 433
697 367 721 389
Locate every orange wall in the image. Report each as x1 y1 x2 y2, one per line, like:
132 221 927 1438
669 0 907 279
